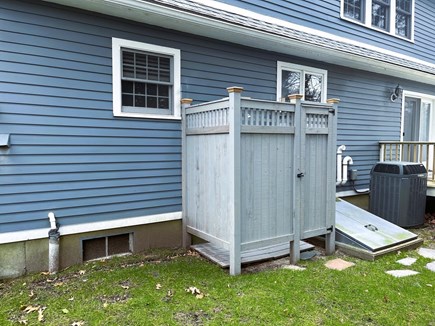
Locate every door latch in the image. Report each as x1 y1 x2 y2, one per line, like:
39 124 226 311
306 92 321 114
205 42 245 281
297 172 305 178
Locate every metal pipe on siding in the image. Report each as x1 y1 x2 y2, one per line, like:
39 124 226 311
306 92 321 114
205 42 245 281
48 212 60 274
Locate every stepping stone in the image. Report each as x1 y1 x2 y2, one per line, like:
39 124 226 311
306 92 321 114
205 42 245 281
385 270 419 278
418 248 435 259
282 265 306 271
324 258 355 271
426 262 435 272
396 257 417 266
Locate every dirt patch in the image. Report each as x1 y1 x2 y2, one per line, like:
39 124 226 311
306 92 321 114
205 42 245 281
174 310 210 325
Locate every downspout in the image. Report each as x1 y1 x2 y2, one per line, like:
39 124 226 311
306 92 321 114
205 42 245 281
341 156 353 185
48 212 60 274
336 145 346 185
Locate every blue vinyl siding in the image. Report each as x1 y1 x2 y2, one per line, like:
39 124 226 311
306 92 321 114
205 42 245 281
218 0 435 65
1 0 434 234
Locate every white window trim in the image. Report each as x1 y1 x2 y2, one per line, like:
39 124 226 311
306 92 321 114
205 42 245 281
112 37 181 120
340 0 415 42
276 62 328 102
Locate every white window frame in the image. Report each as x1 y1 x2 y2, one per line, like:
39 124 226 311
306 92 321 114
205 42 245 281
340 0 415 42
112 38 181 120
276 62 328 103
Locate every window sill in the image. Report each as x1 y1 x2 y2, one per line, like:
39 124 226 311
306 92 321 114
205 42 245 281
113 111 181 120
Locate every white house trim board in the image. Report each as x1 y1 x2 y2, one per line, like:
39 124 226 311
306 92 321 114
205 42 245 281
0 212 182 245
112 37 181 120
46 0 435 74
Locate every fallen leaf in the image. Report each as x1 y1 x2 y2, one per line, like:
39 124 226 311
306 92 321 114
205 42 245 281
71 322 85 326
18 319 28 325
103 302 108 308
426 284 433 287
196 293 204 299
167 290 174 297
38 307 45 322
40 272 50 276
68 297 75 301
78 270 86 275
121 285 129 290
29 290 35 298
23 305 39 314
54 282 64 287
383 295 389 303
156 283 162 290
186 286 201 295
62 308 69 314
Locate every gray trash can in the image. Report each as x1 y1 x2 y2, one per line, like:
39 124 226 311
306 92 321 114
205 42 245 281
369 161 427 227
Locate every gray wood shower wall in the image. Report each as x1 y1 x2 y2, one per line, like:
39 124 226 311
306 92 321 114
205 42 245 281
182 88 338 275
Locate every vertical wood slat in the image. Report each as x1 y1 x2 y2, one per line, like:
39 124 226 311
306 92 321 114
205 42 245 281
227 86 243 276
325 99 339 255
181 98 193 248
290 96 303 264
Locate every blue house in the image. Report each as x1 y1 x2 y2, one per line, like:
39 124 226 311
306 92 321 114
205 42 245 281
1 0 434 278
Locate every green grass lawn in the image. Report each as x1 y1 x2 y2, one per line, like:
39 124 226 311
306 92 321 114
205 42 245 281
1 242 434 325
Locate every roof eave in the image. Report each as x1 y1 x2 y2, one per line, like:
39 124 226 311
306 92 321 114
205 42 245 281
44 0 435 85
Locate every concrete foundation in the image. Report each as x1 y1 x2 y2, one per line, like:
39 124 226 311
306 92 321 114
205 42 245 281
0 220 182 279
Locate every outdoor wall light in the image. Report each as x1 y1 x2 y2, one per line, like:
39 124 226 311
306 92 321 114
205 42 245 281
390 84 403 102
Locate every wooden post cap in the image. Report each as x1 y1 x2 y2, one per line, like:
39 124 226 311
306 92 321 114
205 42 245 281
327 98 340 104
180 98 193 104
288 94 304 101
227 86 244 93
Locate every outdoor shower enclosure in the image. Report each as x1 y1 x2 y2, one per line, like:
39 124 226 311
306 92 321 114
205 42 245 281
182 87 338 275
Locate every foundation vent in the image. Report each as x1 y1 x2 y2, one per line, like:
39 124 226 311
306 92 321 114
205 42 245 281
82 233 132 261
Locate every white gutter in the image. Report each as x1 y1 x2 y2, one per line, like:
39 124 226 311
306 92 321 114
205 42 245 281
43 0 435 85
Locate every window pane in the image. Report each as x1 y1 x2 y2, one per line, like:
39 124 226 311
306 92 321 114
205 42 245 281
135 53 147 66
122 94 133 106
158 97 169 109
372 1 389 30
148 69 159 81
122 81 133 93
344 0 363 21
123 65 134 78
135 82 145 95
148 55 159 69
396 13 410 37
158 85 169 97
147 97 157 108
122 51 134 65
304 74 322 102
147 84 157 96
281 70 301 101
135 96 145 107
396 0 411 13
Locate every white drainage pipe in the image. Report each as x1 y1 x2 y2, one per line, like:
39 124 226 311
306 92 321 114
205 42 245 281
48 212 60 274
336 145 346 185
341 156 354 185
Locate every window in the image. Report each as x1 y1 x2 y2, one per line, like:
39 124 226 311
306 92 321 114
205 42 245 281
372 0 390 31
112 38 181 119
277 62 327 103
343 0 364 22
341 0 414 40
396 0 412 38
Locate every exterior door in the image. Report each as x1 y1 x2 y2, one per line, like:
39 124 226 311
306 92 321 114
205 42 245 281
402 95 433 166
